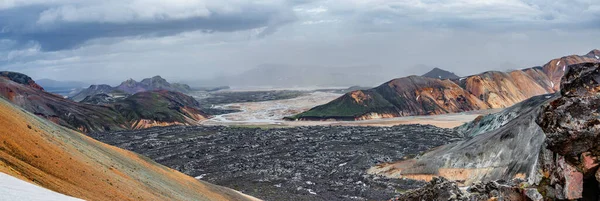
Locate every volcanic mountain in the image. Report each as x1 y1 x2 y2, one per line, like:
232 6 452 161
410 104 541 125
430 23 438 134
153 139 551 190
70 75 191 102
0 72 207 133
422 67 460 79
0 96 256 201
291 50 600 120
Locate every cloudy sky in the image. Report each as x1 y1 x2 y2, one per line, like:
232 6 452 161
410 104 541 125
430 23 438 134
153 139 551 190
1 0 599 84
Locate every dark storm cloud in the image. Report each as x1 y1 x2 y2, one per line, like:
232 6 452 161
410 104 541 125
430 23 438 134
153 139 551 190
0 3 296 51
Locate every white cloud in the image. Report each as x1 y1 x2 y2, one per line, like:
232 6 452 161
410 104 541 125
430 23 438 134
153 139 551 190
0 0 66 10
35 0 264 24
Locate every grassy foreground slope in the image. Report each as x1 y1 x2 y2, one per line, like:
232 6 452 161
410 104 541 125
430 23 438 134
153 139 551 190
0 97 257 201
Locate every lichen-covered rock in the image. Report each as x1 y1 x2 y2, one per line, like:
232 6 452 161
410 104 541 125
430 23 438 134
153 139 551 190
524 188 543 201
535 62 600 200
537 62 600 164
559 156 584 199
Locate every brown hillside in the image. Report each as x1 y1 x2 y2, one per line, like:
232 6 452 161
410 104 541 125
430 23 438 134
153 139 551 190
0 97 257 201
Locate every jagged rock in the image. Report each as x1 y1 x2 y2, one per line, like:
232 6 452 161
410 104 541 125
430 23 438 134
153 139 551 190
581 152 599 175
535 62 600 200
524 188 543 201
392 177 467 201
392 178 531 201
537 62 600 163
558 156 584 200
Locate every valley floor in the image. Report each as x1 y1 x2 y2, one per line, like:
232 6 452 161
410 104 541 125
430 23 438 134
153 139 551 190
201 91 499 128
90 125 461 201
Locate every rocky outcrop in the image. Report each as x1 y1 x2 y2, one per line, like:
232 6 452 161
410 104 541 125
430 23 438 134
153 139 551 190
422 67 460 79
0 72 208 133
293 50 600 120
0 97 257 201
534 62 600 200
538 63 600 162
391 177 533 201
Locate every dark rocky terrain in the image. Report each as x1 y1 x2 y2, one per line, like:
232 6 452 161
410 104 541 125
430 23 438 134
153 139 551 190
422 67 460 79
292 50 600 121
90 125 461 201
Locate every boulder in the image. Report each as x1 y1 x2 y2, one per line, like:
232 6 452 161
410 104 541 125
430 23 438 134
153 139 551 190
536 62 600 200
537 63 600 163
392 177 467 201
391 177 530 201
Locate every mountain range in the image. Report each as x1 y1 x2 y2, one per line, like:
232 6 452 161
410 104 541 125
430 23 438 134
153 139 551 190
290 49 600 120
0 72 207 133
70 76 191 102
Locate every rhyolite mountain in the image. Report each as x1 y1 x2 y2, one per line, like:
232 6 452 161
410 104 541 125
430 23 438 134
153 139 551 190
70 75 191 102
371 62 600 200
291 50 600 120
0 72 207 133
0 96 257 201
422 67 460 79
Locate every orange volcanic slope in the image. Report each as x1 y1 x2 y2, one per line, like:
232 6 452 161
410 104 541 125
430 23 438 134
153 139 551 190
294 50 600 120
0 97 257 201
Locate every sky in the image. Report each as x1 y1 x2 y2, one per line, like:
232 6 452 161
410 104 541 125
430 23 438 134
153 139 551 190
0 0 599 85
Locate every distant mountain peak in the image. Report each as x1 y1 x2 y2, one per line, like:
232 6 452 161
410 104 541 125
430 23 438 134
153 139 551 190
121 78 137 86
72 75 191 101
586 49 600 59
422 67 460 79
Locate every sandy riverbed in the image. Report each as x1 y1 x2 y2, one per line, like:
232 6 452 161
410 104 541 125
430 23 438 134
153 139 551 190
201 92 499 128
